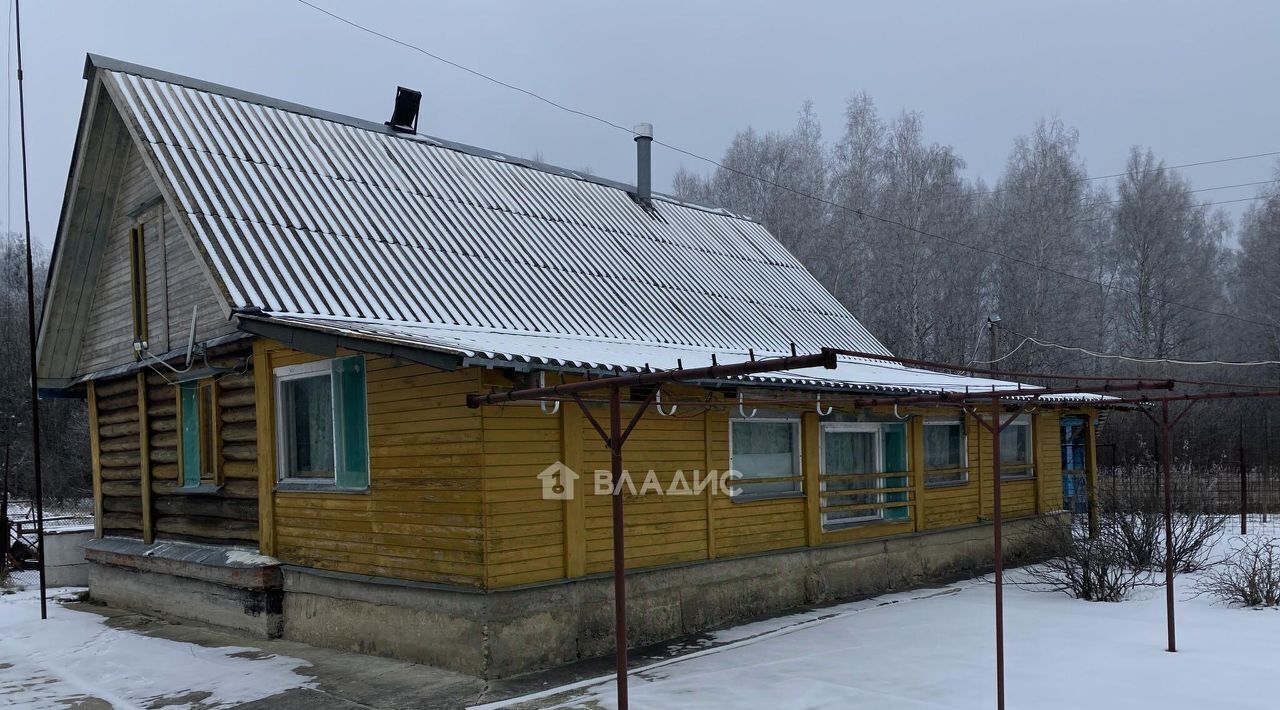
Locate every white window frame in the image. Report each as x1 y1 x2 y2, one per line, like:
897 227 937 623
275 359 343 486
728 417 802 500
819 422 887 528
924 418 969 486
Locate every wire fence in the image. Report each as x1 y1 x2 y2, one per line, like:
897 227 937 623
1055 463 1280 574
1091 463 1280 525
1 498 93 589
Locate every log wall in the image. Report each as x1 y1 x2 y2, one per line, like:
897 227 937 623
94 375 144 536
87 341 258 545
144 342 259 545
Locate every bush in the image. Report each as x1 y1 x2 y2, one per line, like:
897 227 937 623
1194 536 1280 607
1016 516 1152 602
1102 464 1226 573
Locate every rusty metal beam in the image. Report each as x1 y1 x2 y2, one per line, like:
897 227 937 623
466 349 838 407
1099 389 1280 407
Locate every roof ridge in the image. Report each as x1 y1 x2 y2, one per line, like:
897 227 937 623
84 53 758 223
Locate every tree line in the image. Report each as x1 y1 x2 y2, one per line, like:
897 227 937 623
0 233 87 503
672 95 1280 465
5 95 1280 504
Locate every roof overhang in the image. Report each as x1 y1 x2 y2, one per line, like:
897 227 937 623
235 312 1066 400
235 315 462 372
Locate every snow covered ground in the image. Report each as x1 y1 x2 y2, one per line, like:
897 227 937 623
1 529 1276 709
0 589 314 709
485 529 1280 710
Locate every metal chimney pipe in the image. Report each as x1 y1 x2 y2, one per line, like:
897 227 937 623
634 123 653 205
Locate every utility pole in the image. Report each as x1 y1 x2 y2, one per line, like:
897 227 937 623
1240 412 1248 535
1160 401 1175 652
1 439 10 573
14 0 48 619
987 316 1005 710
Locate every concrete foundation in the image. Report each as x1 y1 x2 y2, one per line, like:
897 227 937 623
283 515 1058 679
84 537 283 638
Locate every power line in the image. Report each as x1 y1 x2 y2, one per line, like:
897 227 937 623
650 150 1279 330
972 150 1280 199
1073 193 1276 224
1185 178 1278 196
1081 179 1278 211
995 328 1280 368
293 0 1278 331
294 0 637 136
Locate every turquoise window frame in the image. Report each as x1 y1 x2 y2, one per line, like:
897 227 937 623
274 356 369 490
178 381 202 487
818 421 911 528
881 422 910 521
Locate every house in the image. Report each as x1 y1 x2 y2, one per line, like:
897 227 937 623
37 54 1100 678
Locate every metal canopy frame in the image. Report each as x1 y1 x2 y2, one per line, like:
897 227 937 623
1100 390 1280 656
465 343 1183 710
467 347 839 710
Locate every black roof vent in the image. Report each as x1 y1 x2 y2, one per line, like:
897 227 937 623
386 86 422 134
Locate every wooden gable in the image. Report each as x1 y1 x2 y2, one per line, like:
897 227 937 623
37 72 234 386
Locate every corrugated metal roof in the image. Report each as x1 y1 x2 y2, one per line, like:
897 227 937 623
98 59 889 361
95 57 1081 397
242 313 1066 396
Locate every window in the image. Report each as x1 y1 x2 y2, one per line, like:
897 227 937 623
729 419 801 498
177 378 218 487
128 224 148 356
999 416 1034 480
275 356 369 489
820 422 909 528
924 418 968 486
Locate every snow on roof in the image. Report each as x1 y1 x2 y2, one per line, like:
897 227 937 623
94 56 1059 397
247 313 1057 395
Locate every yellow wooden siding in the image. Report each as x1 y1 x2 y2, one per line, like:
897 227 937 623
968 410 1062 521
478 400 715 587
254 348 1082 591
581 409 713 575
481 404 566 587
710 410 808 558
921 415 982 529
1036 413 1065 512
477 400 1077 589
264 342 486 588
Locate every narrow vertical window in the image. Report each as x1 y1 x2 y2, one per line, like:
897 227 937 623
880 422 910 521
128 224 148 356
178 378 219 487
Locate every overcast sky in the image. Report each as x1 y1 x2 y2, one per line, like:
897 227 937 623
5 0 1279 249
